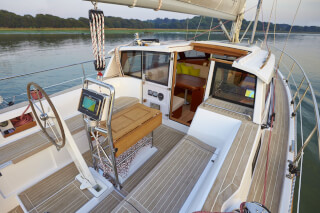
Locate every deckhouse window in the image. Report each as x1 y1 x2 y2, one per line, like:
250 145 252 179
210 63 257 108
121 51 170 86
121 51 142 78
144 52 170 86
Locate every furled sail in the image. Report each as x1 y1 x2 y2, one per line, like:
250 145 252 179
93 0 246 21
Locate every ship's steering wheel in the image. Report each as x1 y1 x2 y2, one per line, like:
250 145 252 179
27 82 66 150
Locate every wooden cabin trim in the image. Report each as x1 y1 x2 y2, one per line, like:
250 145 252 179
191 43 248 58
209 58 233 65
169 52 178 119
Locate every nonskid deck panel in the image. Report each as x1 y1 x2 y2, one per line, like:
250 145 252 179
18 152 93 212
202 118 259 211
112 135 215 213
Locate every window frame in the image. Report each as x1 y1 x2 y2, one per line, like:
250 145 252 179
143 51 171 87
120 50 143 79
210 62 257 108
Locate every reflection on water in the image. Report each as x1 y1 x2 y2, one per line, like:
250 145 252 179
0 32 319 212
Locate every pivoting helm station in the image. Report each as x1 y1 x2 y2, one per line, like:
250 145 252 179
26 81 113 197
79 78 122 189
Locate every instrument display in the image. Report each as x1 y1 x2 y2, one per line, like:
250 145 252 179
78 89 108 120
82 96 97 112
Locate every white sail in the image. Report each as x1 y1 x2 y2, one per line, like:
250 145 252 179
94 0 246 20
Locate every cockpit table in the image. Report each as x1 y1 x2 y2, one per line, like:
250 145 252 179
175 74 207 111
99 103 162 157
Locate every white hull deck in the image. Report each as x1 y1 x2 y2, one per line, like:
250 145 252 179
6 76 290 213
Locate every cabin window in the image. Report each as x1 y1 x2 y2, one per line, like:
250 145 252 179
144 52 170 86
210 63 257 108
184 50 207 59
121 51 142 78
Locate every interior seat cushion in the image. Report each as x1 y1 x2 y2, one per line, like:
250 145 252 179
172 96 184 111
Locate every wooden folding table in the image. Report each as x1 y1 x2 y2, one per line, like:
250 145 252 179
100 103 162 157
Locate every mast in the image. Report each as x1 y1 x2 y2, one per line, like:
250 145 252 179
231 5 245 43
250 0 264 44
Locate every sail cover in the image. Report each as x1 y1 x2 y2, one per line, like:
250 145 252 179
93 0 246 21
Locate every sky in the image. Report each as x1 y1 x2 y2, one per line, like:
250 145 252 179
1 0 319 26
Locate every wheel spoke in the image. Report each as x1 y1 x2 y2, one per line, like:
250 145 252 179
32 99 44 114
47 120 60 144
36 89 46 116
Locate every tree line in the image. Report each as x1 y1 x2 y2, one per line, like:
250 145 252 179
0 10 319 32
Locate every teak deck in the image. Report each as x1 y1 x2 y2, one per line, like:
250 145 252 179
247 77 290 212
18 125 185 213
112 135 215 213
201 98 259 212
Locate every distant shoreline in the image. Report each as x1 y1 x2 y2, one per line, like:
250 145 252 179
0 28 319 34
0 28 215 33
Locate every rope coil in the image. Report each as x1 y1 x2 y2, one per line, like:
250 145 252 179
89 9 106 72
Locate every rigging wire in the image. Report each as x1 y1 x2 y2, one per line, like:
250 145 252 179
186 18 189 41
189 4 257 41
275 0 302 69
263 0 277 49
273 0 278 45
194 16 203 41
208 18 214 40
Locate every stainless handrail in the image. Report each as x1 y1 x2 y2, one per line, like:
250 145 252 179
0 57 111 81
267 43 320 158
83 78 121 189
